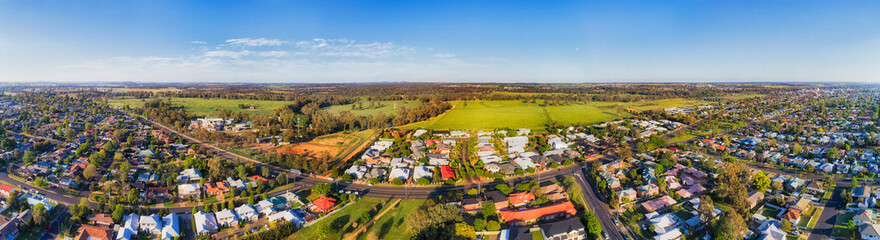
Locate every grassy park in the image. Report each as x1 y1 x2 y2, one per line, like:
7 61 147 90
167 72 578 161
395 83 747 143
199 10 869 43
292 197 427 240
322 100 423 116
409 98 705 130
108 97 290 117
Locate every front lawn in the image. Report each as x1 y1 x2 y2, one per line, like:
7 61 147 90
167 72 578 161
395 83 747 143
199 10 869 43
831 212 855 238
761 208 782 219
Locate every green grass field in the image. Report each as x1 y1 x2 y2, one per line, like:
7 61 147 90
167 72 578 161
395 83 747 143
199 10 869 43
412 100 550 130
545 104 623 126
322 100 423 116
293 197 387 240
361 199 427 240
108 97 290 117
409 98 704 130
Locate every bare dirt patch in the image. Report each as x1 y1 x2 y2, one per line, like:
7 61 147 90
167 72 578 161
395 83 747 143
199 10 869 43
311 135 359 146
276 143 342 157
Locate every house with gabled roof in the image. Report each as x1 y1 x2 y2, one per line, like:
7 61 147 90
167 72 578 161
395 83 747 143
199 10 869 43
311 196 337 213
193 211 217 235
160 213 179 240
215 209 239 228
235 204 258 222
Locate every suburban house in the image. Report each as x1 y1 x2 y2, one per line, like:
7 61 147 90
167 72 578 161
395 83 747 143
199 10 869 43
177 183 201 200
805 181 824 195
617 188 637 203
193 211 218 235
747 191 765 209
538 217 586 240
116 213 139 240
854 209 875 226
854 186 872 203
235 204 259 222
509 192 536 207
204 182 231 196
485 191 509 210
257 200 276 215
87 213 114 228
139 214 162 234
215 209 239 228
499 201 577 225
781 207 802 224
268 210 306 227
0 184 14 198
74 224 113 240
862 224 880 240
177 168 202 183
310 196 337 213
160 213 180 240
462 198 482 212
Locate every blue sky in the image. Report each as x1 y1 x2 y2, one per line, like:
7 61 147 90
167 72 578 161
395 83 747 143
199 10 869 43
1 0 879 83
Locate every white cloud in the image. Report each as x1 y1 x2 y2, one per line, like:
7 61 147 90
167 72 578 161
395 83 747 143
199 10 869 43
225 38 287 47
17 37 500 83
190 41 207 44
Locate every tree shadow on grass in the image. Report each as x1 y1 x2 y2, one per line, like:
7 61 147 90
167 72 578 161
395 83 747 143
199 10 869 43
376 218 396 239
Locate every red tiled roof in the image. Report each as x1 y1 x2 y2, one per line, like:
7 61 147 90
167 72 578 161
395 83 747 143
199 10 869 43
782 207 802 220
441 166 455 180
75 224 113 240
499 201 577 223
313 196 337 212
0 184 13 192
251 175 269 182
509 192 536 206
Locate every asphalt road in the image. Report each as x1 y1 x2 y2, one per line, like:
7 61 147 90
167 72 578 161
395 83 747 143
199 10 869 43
42 204 69 240
573 167 625 240
807 178 850 240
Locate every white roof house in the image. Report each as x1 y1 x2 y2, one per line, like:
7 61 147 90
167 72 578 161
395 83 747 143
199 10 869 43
116 213 139 240
344 165 369 179
389 168 411 180
268 210 306 227
413 166 435 180
256 200 276 215
480 155 503 164
215 209 240 227
757 220 786 240
428 157 450 166
413 129 428 137
178 168 202 182
193 211 218 235
648 212 679 234
513 157 538 170
160 213 180 240
235 204 259 222
139 214 163 234
178 183 201 198
370 140 394 151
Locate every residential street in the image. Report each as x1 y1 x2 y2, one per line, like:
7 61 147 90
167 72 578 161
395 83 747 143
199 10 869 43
574 166 625 240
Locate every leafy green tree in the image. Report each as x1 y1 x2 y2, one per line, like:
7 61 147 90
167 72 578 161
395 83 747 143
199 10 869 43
480 201 496 218
712 211 746 240
455 222 476 239
417 177 430 185
495 184 512 195
584 211 602 239
781 220 791 232
313 183 333 196
754 172 770 192
111 204 125 223
486 220 501 231
391 178 404 185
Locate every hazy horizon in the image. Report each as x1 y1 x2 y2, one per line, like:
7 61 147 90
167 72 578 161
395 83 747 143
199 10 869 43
2 0 879 83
